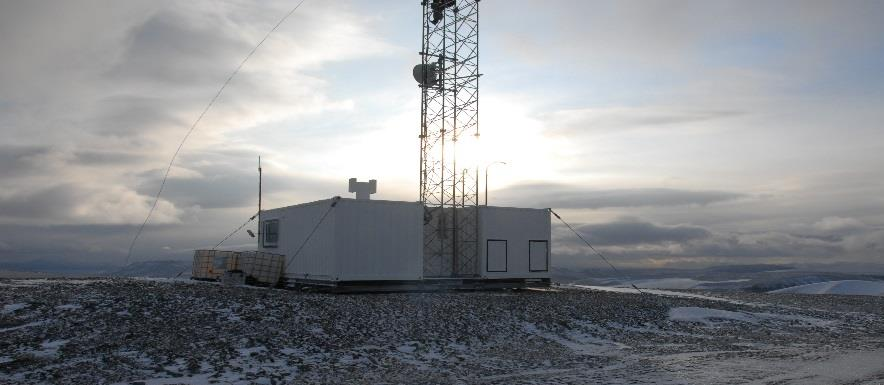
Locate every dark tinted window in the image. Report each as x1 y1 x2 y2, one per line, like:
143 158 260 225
264 220 279 247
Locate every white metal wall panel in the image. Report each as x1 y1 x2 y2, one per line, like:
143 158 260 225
479 206 551 279
334 199 423 281
260 199 338 281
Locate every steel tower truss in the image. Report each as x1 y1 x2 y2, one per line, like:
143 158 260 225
418 0 481 278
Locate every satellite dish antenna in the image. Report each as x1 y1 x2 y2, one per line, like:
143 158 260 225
413 63 439 87
430 0 456 24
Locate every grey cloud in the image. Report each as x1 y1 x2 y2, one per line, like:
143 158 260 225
780 217 871 244
550 215 875 269
0 145 52 177
0 212 264 268
576 218 710 246
486 0 884 70
0 223 180 267
136 171 257 210
134 150 342 210
551 230 821 269
0 184 81 219
686 231 843 260
790 233 843 243
0 179 183 226
842 229 884 255
546 108 746 135
812 217 865 234
89 95 188 138
72 150 147 165
106 10 250 85
617 110 744 127
496 183 743 209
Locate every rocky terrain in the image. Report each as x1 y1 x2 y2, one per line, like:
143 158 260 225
2 278 884 384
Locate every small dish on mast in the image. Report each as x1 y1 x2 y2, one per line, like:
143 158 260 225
413 63 439 87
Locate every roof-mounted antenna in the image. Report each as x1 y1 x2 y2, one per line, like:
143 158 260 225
257 156 263 242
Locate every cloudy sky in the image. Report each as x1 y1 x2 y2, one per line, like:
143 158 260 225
1 0 883 272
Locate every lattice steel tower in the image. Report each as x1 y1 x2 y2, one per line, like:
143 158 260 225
413 0 481 278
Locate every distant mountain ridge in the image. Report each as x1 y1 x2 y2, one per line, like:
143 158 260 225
104 260 192 278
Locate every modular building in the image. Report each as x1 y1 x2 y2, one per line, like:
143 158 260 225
257 196 551 290
259 198 424 284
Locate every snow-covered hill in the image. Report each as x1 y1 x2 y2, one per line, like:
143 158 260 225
770 280 884 296
1 278 884 384
556 265 884 293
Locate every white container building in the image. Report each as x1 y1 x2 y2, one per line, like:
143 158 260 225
258 198 424 284
257 192 551 290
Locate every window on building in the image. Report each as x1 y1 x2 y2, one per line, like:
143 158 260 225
263 219 279 248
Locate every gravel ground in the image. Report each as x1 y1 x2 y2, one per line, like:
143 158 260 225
1 278 884 384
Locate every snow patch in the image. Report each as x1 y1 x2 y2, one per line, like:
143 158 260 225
2 303 28 314
669 307 756 325
668 307 832 328
745 349 884 384
632 278 707 289
0 320 46 333
522 322 626 356
569 284 746 304
26 339 68 358
396 343 417 353
236 345 267 356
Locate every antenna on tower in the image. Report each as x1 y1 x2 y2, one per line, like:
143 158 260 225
415 0 482 278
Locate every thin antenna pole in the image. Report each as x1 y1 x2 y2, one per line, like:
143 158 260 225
258 156 263 214
258 156 263 246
